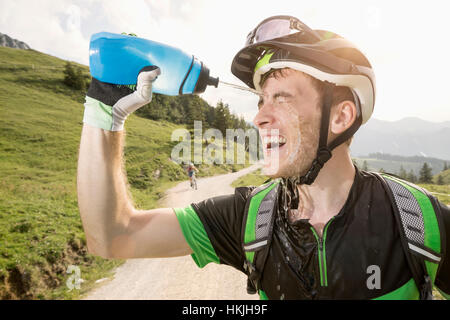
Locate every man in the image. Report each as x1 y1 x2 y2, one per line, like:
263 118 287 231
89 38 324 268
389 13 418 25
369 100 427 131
77 15 450 299
186 162 199 189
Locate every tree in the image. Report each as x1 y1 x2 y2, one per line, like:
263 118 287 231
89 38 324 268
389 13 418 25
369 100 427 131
407 169 418 183
419 162 433 184
362 160 369 171
437 175 445 185
398 165 407 179
136 93 168 121
444 162 448 172
238 116 248 131
168 104 184 124
213 101 232 136
186 96 205 125
205 106 216 128
63 62 86 90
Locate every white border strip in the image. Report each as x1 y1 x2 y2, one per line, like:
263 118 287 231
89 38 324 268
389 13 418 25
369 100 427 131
408 243 441 262
244 240 268 251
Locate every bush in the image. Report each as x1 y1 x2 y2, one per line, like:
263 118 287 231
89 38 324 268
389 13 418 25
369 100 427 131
63 62 86 91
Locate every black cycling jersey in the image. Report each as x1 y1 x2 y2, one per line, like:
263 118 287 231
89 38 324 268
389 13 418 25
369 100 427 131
174 168 450 299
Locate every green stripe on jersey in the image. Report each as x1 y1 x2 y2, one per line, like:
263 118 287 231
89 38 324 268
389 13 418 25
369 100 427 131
174 205 220 268
373 278 419 300
259 290 269 300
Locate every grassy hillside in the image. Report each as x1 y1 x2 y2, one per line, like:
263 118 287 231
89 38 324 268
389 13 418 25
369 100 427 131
231 168 267 188
0 46 245 299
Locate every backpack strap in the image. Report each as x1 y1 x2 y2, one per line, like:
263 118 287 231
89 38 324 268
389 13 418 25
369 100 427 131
375 172 444 299
241 180 280 294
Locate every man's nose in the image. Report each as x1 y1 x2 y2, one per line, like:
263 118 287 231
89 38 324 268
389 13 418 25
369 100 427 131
253 101 275 129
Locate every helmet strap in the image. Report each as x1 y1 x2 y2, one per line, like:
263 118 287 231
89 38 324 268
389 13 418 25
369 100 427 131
299 81 334 185
299 83 363 185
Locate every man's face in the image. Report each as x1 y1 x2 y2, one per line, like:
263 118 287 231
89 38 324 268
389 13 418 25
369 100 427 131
254 69 322 178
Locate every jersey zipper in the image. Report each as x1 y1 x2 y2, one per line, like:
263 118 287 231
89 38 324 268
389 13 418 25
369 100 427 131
310 217 334 287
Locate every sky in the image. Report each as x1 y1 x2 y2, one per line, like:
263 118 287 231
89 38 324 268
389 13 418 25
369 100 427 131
1 0 449 123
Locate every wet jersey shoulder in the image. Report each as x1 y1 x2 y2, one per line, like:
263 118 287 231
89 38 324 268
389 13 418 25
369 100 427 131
435 201 450 296
190 186 256 271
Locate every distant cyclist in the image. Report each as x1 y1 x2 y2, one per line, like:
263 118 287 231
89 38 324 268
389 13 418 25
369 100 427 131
186 162 199 189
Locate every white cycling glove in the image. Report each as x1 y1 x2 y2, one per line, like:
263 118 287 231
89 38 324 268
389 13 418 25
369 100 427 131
83 66 161 131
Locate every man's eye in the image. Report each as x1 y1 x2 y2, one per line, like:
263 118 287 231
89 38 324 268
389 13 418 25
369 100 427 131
275 96 288 104
257 99 264 109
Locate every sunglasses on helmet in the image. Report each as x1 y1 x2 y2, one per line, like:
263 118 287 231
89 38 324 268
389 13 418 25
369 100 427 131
245 15 321 46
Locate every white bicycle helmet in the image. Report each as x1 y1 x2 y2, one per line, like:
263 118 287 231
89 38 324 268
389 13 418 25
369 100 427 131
231 15 376 184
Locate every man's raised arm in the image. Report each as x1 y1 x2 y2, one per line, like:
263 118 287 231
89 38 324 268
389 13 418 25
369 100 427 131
77 67 191 259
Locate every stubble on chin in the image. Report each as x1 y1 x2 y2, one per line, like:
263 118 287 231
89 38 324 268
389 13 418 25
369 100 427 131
276 114 320 179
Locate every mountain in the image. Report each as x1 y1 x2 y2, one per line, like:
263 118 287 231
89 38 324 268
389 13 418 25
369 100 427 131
352 117 450 160
0 32 30 50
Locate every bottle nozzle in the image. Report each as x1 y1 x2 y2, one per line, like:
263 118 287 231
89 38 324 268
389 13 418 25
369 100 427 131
207 76 219 88
194 62 219 94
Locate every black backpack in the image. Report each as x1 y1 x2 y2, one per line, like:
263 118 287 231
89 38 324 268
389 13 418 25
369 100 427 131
241 173 446 300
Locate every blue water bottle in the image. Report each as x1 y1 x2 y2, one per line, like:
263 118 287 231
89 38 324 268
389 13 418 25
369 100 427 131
89 32 219 95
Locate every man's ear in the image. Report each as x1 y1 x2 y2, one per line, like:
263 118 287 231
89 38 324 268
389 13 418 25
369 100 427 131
330 100 357 135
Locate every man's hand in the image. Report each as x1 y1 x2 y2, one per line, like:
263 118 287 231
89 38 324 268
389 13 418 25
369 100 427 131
83 66 160 131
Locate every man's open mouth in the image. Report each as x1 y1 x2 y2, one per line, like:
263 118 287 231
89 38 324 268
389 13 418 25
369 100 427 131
262 135 287 150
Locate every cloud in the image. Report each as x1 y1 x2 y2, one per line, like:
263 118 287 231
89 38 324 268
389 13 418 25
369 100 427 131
0 0 449 122
99 0 153 36
0 0 89 63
